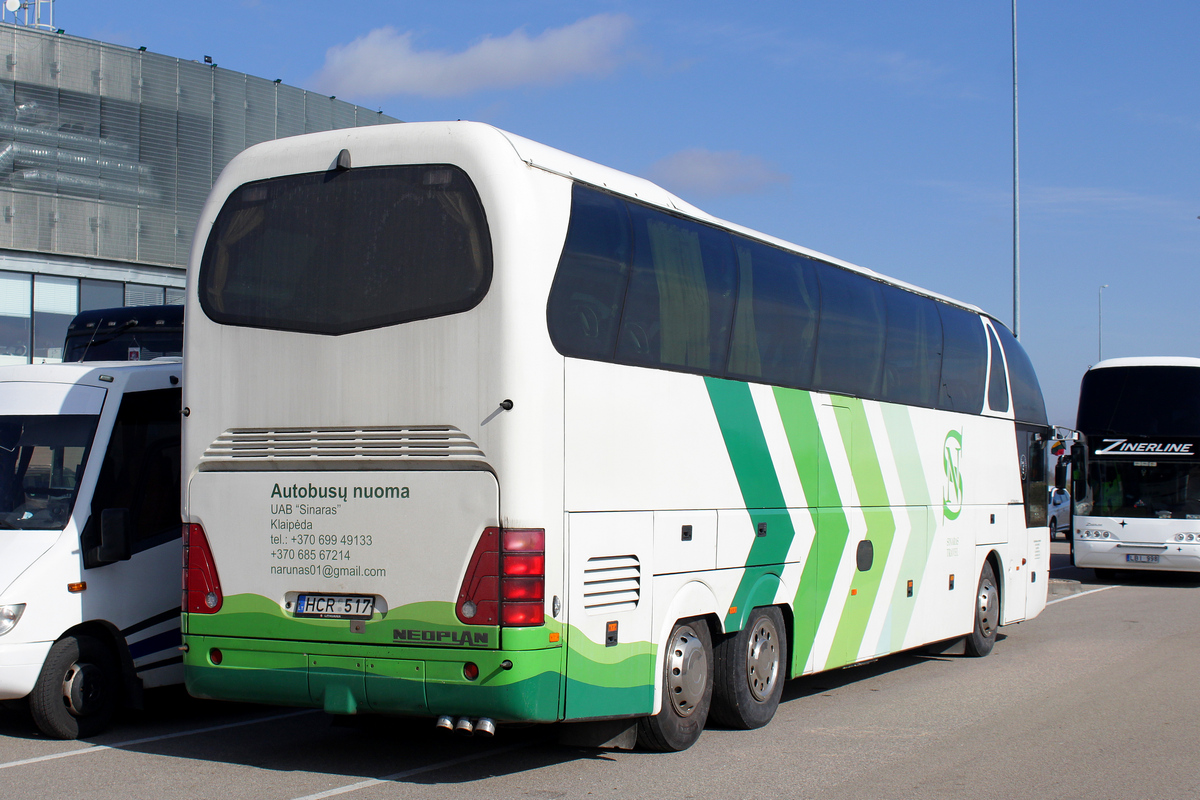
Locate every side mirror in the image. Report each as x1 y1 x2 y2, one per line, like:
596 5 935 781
1070 441 1089 504
1054 458 1068 490
95 508 132 563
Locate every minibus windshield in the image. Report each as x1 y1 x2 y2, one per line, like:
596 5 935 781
0 415 98 530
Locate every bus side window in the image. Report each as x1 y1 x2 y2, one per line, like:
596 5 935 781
995 323 1047 425
812 264 885 399
986 324 1010 413
937 305 986 414
727 239 820 389
82 388 182 568
616 205 736 372
546 185 632 360
880 286 941 408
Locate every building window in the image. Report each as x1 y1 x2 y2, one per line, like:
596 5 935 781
81 279 125 312
0 271 31 365
33 275 79 363
126 284 165 306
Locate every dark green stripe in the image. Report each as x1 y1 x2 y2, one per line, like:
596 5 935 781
704 377 797 626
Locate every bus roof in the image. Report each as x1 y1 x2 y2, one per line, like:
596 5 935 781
214 120 989 320
1089 356 1200 371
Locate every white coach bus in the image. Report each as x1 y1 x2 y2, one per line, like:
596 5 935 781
1072 357 1200 576
181 121 1050 751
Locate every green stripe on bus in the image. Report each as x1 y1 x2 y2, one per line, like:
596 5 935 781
704 377 797 626
772 386 848 673
824 398 896 669
880 403 936 649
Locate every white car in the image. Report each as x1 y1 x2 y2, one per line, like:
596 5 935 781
1048 487 1072 540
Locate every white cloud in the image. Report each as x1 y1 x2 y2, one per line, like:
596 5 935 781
311 14 633 99
647 148 790 199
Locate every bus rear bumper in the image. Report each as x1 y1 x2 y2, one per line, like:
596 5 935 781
1074 542 1200 572
0 640 52 700
183 635 562 722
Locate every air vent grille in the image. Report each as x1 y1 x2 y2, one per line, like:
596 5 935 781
582 555 640 614
201 426 484 462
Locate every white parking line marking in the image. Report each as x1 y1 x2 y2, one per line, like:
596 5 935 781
0 709 317 770
1047 585 1117 606
288 743 528 800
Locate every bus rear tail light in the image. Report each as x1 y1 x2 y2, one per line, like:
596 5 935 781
457 527 545 627
184 523 223 614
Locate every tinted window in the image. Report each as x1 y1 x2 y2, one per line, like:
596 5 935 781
0 414 97 530
880 286 942 408
1077 366 1200 436
937 305 986 414
199 165 491 335
82 388 182 567
727 239 820 388
614 204 736 372
986 324 1010 413
995 324 1046 425
813 265 885 399
546 186 632 360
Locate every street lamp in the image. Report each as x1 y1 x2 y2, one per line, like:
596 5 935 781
1098 284 1109 362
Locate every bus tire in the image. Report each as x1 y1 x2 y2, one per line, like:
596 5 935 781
711 606 786 730
636 620 712 752
30 634 120 739
964 561 999 658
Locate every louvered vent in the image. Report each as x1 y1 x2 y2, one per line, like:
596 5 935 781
201 426 485 463
582 555 641 614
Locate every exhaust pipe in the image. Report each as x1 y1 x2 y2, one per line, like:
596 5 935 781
454 717 474 736
474 718 496 737
435 715 454 732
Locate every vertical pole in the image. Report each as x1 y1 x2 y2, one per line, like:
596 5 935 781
1012 0 1021 339
1098 284 1108 362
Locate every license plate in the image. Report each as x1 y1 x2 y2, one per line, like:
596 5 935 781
1126 554 1160 564
294 594 375 619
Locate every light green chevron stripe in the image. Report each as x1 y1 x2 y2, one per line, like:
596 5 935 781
772 386 846 674
825 397 896 669
879 403 938 649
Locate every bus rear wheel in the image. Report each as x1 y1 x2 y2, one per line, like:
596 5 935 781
637 620 712 752
964 562 999 658
30 634 120 739
711 606 786 730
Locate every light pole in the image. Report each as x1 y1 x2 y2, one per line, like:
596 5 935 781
1098 284 1109 362
1012 0 1020 339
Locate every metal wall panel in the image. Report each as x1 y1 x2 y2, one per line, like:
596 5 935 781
0 27 399 269
275 83 305 139
213 70 246 175
244 75 276 148
304 92 332 133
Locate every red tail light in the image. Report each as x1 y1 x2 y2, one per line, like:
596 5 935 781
457 527 544 627
184 523 223 614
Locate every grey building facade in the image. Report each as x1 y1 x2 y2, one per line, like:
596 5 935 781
0 23 398 363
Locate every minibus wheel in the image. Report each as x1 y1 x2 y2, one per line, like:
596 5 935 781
30 634 119 739
637 620 712 752
711 606 786 730
965 561 999 658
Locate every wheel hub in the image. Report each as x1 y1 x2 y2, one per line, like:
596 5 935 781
665 626 707 717
746 618 780 702
977 580 998 637
63 662 103 716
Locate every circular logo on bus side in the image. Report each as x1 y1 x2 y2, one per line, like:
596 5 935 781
943 430 964 521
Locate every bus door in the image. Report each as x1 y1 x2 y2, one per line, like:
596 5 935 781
1014 425 1049 619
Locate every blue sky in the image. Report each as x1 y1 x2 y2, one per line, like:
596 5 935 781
52 1 1199 426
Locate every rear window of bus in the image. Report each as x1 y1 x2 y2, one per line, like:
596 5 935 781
198 164 492 335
